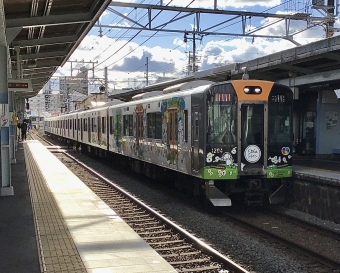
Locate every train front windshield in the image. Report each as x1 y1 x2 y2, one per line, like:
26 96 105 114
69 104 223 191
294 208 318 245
268 86 293 144
241 105 264 146
207 90 237 145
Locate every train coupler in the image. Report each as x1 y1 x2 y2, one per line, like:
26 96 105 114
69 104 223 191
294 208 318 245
245 192 263 206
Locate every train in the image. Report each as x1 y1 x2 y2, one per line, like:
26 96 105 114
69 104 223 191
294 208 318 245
44 79 293 206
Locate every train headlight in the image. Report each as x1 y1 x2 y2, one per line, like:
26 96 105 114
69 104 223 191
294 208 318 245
254 87 262 94
244 87 250 93
244 86 262 94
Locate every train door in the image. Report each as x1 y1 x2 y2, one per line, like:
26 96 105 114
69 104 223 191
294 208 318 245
192 106 200 172
98 116 101 143
167 108 178 166
239 104 265 173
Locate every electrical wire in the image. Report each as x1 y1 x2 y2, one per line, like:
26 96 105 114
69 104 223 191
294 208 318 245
94 0 195 71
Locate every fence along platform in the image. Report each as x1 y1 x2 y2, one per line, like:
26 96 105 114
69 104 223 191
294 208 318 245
24 140 176 273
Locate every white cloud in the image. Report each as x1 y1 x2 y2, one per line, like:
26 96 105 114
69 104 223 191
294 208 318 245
53 2 333 90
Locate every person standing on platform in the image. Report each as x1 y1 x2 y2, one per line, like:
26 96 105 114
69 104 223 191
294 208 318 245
21 121 28 141
17 122 21 141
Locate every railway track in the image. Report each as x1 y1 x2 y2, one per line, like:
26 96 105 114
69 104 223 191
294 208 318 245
32 131 249 273
223 208 340 272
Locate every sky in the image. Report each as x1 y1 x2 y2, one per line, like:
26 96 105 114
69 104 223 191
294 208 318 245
52 0 340 92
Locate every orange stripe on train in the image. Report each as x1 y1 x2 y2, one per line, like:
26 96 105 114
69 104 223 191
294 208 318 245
230 80 274 101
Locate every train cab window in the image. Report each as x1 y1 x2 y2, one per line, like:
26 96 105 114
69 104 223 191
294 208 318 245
109 116 114 134
241 105 264 146
207 91 236 145
268 86 293 144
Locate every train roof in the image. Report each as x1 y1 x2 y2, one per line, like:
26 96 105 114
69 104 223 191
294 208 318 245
163 80 215 94
107 83 213 109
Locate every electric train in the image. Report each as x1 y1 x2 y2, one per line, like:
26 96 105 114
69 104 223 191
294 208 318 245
45 79 293 206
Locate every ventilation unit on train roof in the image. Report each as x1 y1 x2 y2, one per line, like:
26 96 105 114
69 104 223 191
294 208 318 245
163 80 215 94
131 91 163 101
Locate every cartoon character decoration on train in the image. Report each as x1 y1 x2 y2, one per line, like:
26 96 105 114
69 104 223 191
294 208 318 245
268 146 291 167
220 152 234 165
206 151 235 166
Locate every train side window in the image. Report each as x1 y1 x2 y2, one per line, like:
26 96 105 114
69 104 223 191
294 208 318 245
123 115 133 136
147 112 162 139
168 112 173 142
83 118 87 132
109 116 114 134
155 113 162 139
124 115 128 136
92 118 97 132
147 113 156 138
102 117 106 133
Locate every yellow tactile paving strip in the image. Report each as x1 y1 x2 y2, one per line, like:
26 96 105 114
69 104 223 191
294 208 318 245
24 142 88 273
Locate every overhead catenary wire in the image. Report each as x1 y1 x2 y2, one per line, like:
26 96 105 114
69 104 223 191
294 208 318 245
91 0 322 78
94 0 176 69
94 0 196 71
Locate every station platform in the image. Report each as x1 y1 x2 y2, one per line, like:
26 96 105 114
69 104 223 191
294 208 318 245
0 140 176 273
293 156 340 183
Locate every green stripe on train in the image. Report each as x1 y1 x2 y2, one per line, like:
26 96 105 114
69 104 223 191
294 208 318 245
266 166 292 178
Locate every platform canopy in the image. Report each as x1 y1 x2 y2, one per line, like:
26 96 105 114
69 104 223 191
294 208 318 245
2 0 112 98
